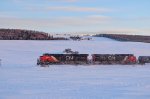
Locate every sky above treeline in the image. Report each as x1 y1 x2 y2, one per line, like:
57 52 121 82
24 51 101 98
0 0 150 35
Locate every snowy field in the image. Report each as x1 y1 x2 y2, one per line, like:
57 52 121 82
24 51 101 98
0 37 150 99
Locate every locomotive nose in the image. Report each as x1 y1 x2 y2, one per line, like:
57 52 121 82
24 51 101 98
128 56 137 63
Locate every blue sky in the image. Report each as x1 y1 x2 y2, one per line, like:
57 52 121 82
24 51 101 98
0 0 150 35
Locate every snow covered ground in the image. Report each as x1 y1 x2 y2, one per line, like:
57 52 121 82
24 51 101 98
0 37 150 99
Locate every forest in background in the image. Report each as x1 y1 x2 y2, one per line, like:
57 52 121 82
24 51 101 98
94 34 150 43
0 29 67 40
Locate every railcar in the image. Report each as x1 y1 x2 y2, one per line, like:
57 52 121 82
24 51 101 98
138 56 150 64
92 54 137 64
37 53 89 65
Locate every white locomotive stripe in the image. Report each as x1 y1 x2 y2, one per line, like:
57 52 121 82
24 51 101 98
51 56 59 62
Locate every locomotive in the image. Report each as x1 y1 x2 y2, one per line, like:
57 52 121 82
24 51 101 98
37 53 88 65
92 54 136 65
36 53 150 66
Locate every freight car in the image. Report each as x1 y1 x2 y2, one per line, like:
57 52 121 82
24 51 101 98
92 54 137 65
138 56 150 64
37 53 89 65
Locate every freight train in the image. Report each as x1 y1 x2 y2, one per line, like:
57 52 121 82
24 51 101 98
37 53 150 66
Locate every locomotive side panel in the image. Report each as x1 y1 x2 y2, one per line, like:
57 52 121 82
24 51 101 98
62 54 88 64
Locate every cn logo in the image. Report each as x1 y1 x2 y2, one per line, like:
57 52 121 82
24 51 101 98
108 56 116 61
66 56 74 61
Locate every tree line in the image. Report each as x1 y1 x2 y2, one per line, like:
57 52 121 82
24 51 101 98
0 29 67 40
94 34 150 43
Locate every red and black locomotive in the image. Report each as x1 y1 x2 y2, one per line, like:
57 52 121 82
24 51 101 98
37 53 88 65
92 54 136 65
